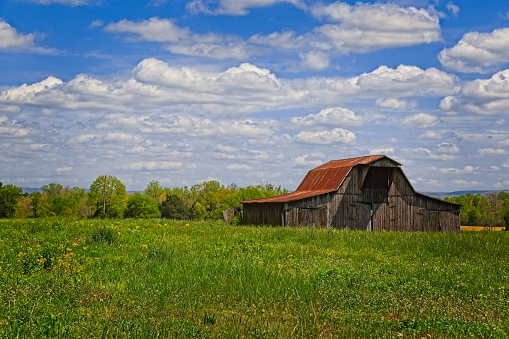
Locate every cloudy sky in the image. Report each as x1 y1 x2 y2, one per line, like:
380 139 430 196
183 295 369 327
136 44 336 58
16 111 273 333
1 0 509 192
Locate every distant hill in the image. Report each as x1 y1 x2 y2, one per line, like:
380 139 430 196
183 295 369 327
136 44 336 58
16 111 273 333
424 190 509 199
22 187 42 194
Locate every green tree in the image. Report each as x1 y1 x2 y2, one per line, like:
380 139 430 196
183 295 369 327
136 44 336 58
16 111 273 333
125 193 160 218
0 182 23 218
144 180 166 204
89 175 127 218
30 192 51 217
160 193 190 220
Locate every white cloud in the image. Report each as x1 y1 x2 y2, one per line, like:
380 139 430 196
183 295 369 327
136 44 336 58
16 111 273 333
296 65 457 106
412 147 457 161
439 28 509 73
311 2 441 53
452 179 483 187
478 148 509 156
446 3 460 16
55 167 73 173
186 0 304 15
376 98 417 110
300 51 330 70
441 70 509 115
400 113 439 128
121 161 183 171
440 165 476 174
0 116 31 137
105 17 250 59
293 154 324 167
437 142 459 154
291 107 362 127
226 164 252 170
420 131 442 139
369 147 395 155
0 59 305 114
0 20 35 50
104 133 143 143
296 128 356 145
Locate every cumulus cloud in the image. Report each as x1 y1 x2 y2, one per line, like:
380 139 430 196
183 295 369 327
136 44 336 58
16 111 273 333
186 0 304 15
440 70 509 115
105 17 250 59
440 165 476 174
226 164 252 170
0 58 306 114
439 28 509 73
296 65 457 106
293 153 324 167
121 161 183 171
478 148 509 156
400 113 440 128
296 128 356 144
0 115 31 137
0 20 35 50
437 142 459 154
420 131 443 139
300 51 330 70
452 179 483 187
376 98 417 110
310 2 441 53
413 147 458 161
291 107 362 127
55 167 73 173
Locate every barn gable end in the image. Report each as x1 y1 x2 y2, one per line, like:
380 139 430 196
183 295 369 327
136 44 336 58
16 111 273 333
242 155 460 231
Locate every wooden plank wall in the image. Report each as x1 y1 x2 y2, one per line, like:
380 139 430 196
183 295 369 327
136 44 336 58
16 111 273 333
243 163 460 231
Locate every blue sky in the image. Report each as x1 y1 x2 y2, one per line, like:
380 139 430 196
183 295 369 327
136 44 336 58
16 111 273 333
1 0 509 192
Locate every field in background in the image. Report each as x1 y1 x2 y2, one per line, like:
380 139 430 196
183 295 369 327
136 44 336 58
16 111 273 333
1 219 509 338
461 226 506 231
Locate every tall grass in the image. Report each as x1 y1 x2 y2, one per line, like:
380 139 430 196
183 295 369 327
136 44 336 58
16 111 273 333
1 218 508 338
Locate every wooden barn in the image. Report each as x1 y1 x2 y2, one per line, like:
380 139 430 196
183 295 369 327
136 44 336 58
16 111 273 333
242 155 460 231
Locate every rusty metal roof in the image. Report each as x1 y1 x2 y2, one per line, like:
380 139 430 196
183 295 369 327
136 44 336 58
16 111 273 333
242 189 335 203
243 155 392 204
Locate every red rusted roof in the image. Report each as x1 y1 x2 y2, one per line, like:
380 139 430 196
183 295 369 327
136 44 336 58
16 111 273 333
242 189 335 203
243 155 394 204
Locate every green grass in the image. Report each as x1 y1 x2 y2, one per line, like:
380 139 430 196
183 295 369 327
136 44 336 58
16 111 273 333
1 218 509 338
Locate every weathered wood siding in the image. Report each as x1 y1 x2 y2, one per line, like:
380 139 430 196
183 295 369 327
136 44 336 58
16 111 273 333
243 161 460 232
325 167 460 231
243 202 284 226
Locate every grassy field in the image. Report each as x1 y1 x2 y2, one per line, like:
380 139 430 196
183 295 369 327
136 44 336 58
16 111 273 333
1 219 509 338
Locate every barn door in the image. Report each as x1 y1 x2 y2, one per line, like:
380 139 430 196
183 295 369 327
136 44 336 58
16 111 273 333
358 203 373 231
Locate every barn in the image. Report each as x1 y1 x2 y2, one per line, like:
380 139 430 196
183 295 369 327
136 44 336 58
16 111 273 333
242 155 460 231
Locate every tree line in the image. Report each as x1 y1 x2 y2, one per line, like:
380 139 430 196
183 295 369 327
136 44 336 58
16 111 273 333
2 178 509 227
0 176 287 223
445 192 509 228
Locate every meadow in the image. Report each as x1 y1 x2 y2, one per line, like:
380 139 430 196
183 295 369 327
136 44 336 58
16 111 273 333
1 219 508 338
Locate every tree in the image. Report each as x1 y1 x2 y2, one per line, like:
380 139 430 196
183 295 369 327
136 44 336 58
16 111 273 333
30 192 51 218
89 175 127 218
125 193 160 218
160 194 190 220
0 182 23 218
144 180 166 204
